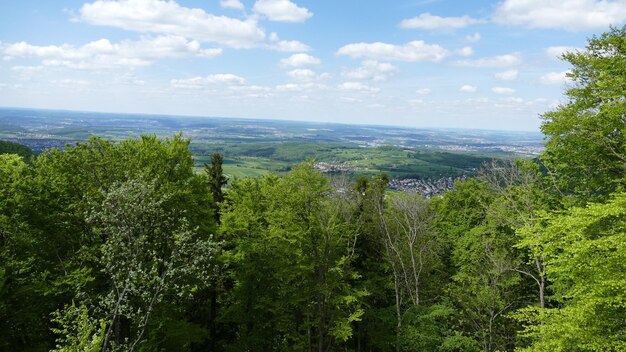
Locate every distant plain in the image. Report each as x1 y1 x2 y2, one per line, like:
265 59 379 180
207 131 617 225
0 107 543 180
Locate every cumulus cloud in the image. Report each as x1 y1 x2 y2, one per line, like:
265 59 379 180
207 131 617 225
460 85 477 93
286 68 330 81
495 69 519 81
416 88 431 95
408 98 425 106
545 46 581 59
11 65 44 79
287 68 316 81
342 60 398 81
171 73 246 89
493 0 626 31
220 0 244 10
338 82 381 93
116 73 146 86
493 97 526 108
267 32 311 52
270 40 311 52
492 87 516 94
1 36 221 70
52 79 90 88
453 53 522 68
337 40 448 62
228 84 274 98
280 53 321 67
540 71 572 85
253 0 313 23
455 46 474 57
275 82 327 92
78 0 265 48
465 32 481 43
399 13 482 29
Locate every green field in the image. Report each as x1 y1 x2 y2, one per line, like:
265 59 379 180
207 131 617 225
192 142 501 180
1 107 536 181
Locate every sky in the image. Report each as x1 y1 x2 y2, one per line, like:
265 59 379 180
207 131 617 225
0 0 624 131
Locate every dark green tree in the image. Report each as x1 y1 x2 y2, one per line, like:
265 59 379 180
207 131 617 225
205 153 228 208
220 163 366 351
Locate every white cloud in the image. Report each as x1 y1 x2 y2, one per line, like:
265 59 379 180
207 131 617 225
492 87 516 94
1 36 222 70
253 0 313 23
171 73 246 89
79 0 265 48
493 97 526 108
464 97 490 104
286 68 330 81
416 88 431 95
275 82 327 92
228 84 274 98
337 40 448 62
342 60 398 81
280 53 321 67
465 32 481 42
453 53 522 68
116 73 145 86
220 0 244 10
338 82 381 93
495 69 519 81
460 85 477 93
52 79 90 88
271 40 311 52
339 97 363 103
11 65 44 79
493 0 626 31
501 97 525 104
287 68 316 81
455 46 474 57
540 71 572 85
545 46 581 59
267 32 311 52
399 13 482 29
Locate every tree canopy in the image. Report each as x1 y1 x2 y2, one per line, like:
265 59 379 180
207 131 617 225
2 25 626 352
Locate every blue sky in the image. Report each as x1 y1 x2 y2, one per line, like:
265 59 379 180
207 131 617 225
1 0 624 131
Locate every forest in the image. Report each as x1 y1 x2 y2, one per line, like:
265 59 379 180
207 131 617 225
1 27 625 352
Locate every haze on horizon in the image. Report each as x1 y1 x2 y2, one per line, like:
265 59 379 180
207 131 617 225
1 0 625 131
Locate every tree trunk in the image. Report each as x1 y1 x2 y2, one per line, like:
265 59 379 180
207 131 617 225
394 276 402 352
539 276 545 309
209 287 217 351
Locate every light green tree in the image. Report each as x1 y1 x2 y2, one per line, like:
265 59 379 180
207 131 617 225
541 26 626 200
515 193 626 351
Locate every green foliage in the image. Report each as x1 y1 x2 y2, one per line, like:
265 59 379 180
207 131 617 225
205 152 227 205
0 134 219 351
399 303 460 352
0 140 33 159
220 163 367 351
90 178 218 351
541 26 626 200
516 193 626 351
51 303 106 352
435 179 529 352
3 25 626 352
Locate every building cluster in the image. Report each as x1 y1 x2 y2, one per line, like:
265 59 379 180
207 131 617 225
388 176 466 198
438 144 544 155
9 138 69 153
313 161 364 173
